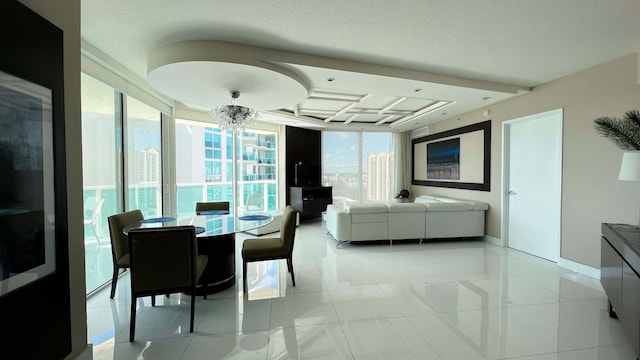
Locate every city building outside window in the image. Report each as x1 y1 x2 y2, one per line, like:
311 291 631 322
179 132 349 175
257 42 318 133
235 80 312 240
322 132 395 206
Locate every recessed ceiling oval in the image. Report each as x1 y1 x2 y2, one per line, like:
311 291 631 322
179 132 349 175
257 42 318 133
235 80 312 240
147 41 309 111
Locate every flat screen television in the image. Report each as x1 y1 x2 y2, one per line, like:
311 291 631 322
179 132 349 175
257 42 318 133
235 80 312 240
295 163 321 186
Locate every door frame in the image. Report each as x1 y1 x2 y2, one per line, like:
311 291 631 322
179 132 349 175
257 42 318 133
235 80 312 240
501 108 563 260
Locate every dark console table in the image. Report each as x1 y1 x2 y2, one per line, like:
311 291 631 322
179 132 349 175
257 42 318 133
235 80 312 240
601 223 640 358
289 186 332 220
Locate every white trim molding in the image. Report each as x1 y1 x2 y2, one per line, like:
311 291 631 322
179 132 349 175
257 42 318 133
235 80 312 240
483 235 502 246
557 257 601 280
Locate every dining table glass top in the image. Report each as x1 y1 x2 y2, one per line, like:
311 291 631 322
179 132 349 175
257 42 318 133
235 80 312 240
122 210 273 237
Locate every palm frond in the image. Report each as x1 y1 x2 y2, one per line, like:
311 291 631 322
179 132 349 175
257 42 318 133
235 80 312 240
594 112 640 150
625 110 640 128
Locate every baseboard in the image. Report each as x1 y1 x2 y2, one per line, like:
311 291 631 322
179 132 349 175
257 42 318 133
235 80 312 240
481 235 601 279
483 235 502 246
557 257 601 280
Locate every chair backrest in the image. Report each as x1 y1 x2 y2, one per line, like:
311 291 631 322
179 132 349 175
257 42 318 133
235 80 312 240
195 201 230 213
279 206 298 252
127 226 197 294
107 209 144 263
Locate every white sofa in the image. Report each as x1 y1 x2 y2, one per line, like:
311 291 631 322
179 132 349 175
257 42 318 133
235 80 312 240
326 195 489 245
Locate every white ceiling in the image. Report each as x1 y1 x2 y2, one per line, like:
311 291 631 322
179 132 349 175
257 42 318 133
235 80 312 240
81 0 640 132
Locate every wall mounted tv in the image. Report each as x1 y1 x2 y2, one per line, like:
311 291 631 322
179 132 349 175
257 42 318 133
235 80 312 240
295 163 321 186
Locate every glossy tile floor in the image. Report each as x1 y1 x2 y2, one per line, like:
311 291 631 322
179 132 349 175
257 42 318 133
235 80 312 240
87 219 635 360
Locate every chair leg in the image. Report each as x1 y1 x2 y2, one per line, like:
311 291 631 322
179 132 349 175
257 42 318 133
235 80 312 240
243 260 248 294
151 295 156 307
190 289 196 333
288 256 296 287
129 296 137 341
110 267 119 299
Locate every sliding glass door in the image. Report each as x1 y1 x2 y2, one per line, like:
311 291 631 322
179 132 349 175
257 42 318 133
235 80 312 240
81 74 120 294
83 77 279 296
82 73 164 295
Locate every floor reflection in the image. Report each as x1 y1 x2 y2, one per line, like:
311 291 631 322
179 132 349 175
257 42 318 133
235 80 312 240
87 221 635 360
246 259 289 300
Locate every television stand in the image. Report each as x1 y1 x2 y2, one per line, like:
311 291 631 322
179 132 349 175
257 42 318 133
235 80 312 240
289 186 332 220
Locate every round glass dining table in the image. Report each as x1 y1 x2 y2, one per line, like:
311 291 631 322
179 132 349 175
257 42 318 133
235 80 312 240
123 211 273 295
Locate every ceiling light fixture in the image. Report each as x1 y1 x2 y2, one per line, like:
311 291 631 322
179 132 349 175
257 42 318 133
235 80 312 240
211 91 259 131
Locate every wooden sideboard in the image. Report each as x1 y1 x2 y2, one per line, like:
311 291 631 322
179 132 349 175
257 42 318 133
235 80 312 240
601 223 640 357
289 186 332 220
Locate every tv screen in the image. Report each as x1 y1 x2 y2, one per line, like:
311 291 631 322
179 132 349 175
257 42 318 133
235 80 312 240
296 163 320 186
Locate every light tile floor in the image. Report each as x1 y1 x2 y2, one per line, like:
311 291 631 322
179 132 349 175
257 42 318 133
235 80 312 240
87 219 635 360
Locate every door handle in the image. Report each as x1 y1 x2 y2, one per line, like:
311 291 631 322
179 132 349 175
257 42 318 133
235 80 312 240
508 190 517 195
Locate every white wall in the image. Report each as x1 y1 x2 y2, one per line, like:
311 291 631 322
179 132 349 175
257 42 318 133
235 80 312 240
413 53 640 269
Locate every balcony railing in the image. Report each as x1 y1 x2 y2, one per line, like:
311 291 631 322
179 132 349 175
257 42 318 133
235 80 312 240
242 174 276 181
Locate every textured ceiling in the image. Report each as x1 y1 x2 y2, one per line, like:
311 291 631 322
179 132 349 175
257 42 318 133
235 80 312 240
81 0 640 132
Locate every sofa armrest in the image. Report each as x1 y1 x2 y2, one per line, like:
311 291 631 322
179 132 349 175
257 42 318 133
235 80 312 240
326 204 351 241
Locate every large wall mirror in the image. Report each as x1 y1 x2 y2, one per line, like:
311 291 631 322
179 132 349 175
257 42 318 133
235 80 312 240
412 120 491 191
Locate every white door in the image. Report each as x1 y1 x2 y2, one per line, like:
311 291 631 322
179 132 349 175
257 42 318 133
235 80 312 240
503 109 563 262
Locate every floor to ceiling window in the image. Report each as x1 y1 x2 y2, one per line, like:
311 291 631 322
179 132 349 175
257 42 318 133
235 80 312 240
83 74 282 296
82 73 164 295
322 132 395 205
362 132 395 202
175 120 235 213
237 129 277 212
175 120 278 215
125 98 162 218
81 73 120 294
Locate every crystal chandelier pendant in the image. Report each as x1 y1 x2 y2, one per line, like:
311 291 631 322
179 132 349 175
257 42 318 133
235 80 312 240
211 91 259 131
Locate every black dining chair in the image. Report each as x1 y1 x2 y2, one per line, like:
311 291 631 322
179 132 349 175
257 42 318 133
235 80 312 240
127 225 209 342
241 206 298 294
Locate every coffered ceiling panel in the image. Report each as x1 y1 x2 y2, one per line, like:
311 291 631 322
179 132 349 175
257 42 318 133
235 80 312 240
287 91 452 128
81 0 640 132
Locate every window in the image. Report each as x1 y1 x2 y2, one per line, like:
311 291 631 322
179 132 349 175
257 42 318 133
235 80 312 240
362 132 394 202
174 121 278 213
82 73 165 295
126 97 162 218
237 129 278 212
322 132 395 205
81 74 119 293
175 120 235 211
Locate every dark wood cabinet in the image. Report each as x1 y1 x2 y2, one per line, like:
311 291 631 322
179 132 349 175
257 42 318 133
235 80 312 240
289 186 332 220
601 223 640 357
601 235 623 313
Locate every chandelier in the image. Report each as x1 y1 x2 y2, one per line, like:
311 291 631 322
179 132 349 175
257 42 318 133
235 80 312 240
211 90 259 131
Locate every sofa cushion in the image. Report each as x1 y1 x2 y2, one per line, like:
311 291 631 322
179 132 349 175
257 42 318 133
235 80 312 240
388 203 427 213
425 202 473 212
